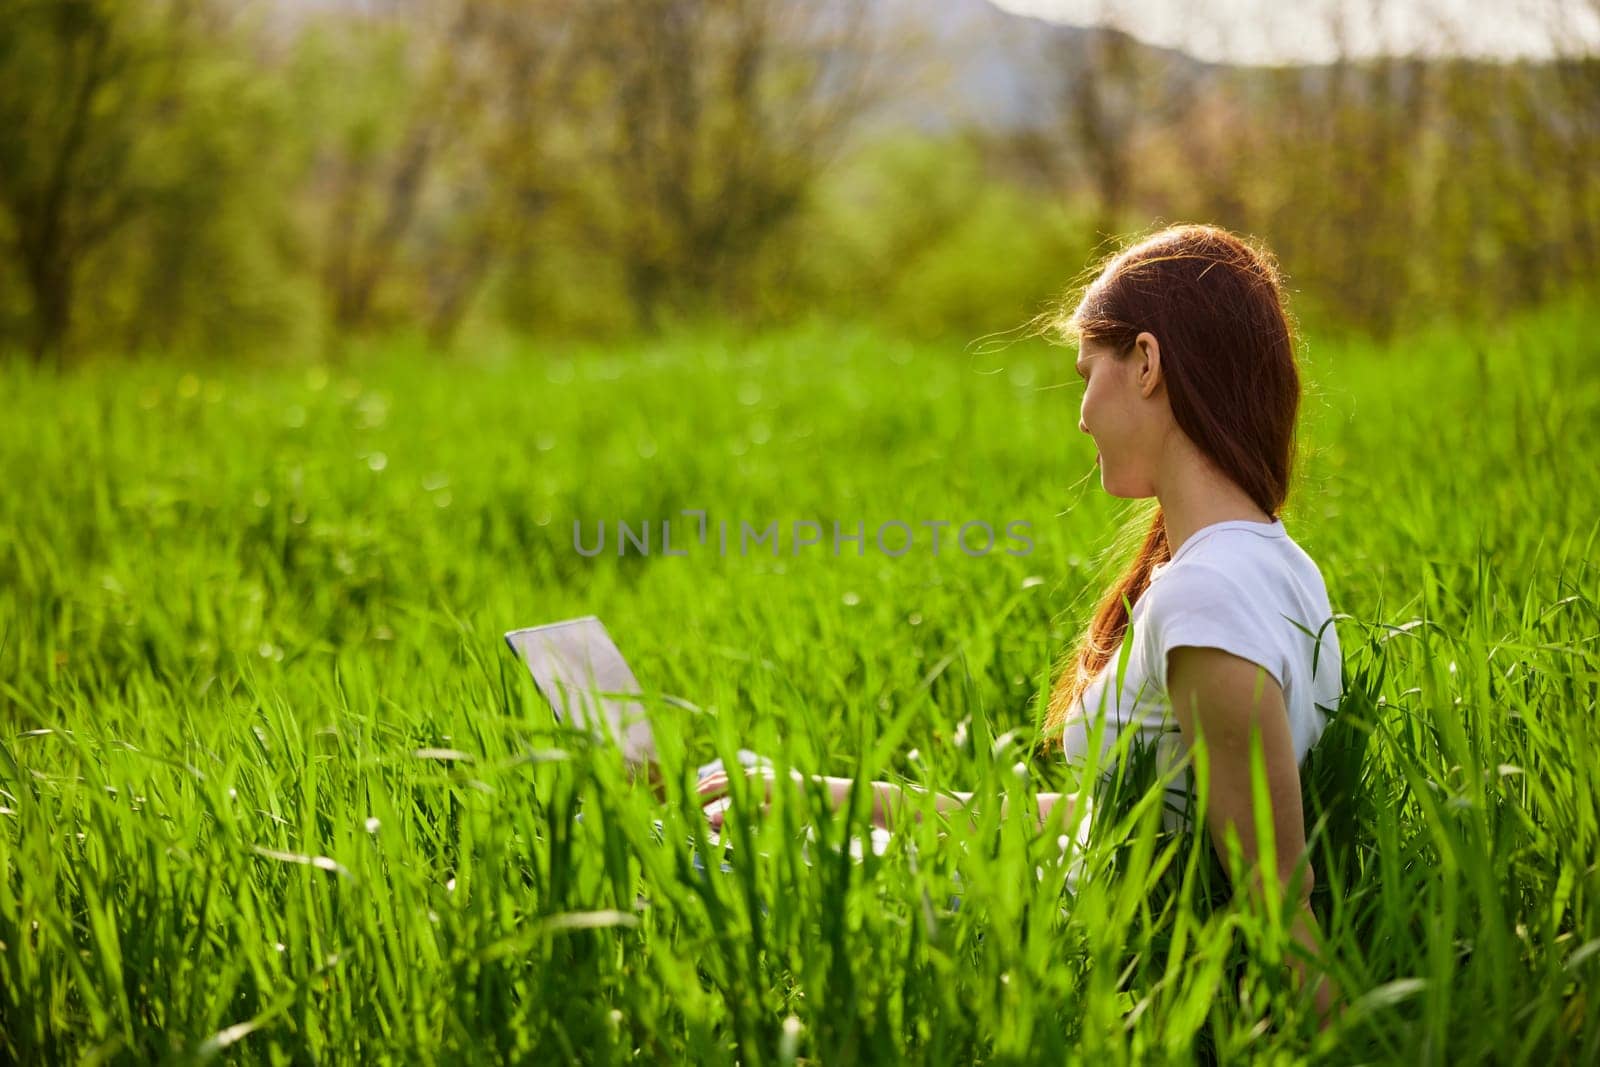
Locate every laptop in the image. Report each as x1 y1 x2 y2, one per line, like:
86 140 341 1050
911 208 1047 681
503 615 663 775
503 615 890 860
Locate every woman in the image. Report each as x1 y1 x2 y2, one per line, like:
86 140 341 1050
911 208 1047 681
697 223 1345 1026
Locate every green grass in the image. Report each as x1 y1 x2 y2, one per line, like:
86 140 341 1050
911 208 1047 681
2 300 1598 1063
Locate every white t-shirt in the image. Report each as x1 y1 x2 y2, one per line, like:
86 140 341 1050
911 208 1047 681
1062 517 1344 834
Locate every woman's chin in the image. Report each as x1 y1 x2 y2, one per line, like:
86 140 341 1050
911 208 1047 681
1099 470 1142 500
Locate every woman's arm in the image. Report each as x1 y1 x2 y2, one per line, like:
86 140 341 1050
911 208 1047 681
699 768 1077 835
1165 644 1342 1031
851 779 1078 833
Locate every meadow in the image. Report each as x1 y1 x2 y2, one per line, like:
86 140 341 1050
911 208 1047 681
2 297 1598 1064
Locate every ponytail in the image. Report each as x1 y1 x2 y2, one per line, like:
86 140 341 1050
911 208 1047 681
1040 506 1171 748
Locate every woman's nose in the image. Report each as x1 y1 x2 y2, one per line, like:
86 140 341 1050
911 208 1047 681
1078 416 1089 435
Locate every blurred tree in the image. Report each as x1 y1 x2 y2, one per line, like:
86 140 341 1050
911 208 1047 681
295 4 461 339
989 8 1217 255
418 0 584 347
572 0 883 330
0 1 190 362
1061 22 1142 241
0 0 296 361
295 0 583 347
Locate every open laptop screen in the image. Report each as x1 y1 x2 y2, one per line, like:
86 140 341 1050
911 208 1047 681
504 616 657 768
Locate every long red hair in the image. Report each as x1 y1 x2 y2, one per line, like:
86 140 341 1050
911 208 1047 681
1039 223 1303 748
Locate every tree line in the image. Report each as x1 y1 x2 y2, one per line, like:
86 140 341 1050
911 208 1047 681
1 0 1595 364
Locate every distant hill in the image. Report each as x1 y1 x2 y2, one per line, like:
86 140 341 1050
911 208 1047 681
857 0 1221 132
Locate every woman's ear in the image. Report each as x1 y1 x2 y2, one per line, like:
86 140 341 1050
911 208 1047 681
1134 331 1163 398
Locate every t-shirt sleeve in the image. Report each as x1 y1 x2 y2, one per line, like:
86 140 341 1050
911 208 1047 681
1140 562 1287 699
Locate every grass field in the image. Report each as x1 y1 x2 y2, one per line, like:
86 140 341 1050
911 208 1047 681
2 298 1598 1063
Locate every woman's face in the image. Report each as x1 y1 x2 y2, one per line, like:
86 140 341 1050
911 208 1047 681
1076 331 1169 498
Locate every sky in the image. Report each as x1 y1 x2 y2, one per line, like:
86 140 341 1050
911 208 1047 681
989 0 1600 65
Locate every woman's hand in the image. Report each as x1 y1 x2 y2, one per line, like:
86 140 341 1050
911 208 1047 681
694 766 748 830
694 765 783 831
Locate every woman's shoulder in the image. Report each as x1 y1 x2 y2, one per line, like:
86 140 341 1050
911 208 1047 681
1138 557 1262 639
1139 527 1340 674
1138 529 1335 644
1158 524 1330 602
